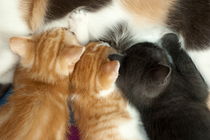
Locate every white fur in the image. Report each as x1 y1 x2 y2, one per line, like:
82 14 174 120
98 85 115 97
0 0 30 84
0 45 17 84
69 9 90 45
96 42 111 47
130 23 171 44
68 1 210 91
188 48 210 88
118 104 148 140
0 0 72 84
98 85 148 139
70 94 80 101
38 14 70 33
69 1 131 45
0 1 72 84
69 0 170 45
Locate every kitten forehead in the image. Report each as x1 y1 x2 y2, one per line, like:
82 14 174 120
96 42 111 47
85 42 112 56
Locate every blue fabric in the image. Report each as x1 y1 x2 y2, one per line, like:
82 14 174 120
0 88 13 106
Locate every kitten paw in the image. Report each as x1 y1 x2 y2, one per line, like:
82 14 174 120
69 7 88 18
68 8 90 45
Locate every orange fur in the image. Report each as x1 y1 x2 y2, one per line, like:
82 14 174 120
121 0 177 24
70 42 117 95
70 43 142 140
0 28 85 140
72 89 131 140
20 0 48 31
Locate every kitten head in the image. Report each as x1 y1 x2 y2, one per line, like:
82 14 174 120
10 28 85 84
109 42 172 106
70 42 119 96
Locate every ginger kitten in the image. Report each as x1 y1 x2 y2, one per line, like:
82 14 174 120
69 42 148 140
0 28 85 140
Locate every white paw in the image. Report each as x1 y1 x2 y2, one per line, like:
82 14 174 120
69 7 88 24
68 8 90 45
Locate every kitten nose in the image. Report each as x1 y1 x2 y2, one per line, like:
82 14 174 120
108 54 118 61
108 54 124 62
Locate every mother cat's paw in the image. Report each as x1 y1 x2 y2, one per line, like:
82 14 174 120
68 8 90 45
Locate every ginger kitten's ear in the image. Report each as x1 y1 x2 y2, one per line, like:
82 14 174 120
99 61 120 89
61 45 85 74
9 37 34 58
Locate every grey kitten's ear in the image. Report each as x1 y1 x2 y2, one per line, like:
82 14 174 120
161 33 179 45
147 64 172 86
161 33 180 50
108 54 124 63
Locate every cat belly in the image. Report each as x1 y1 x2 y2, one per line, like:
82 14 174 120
0 0 30 84
68 0 171 45
118 104 148 140
69 0 131 45
188 48 210 89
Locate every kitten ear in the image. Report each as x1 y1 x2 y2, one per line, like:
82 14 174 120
100 60 120 85
143 64 171 98
62 45 85 72
147 64 171 86
9 37 33 58
161 33 180 52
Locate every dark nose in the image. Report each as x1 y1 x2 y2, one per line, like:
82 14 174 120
108 54 125 64
109 54 119 61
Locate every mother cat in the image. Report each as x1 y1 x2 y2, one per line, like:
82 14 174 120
0 0 210 88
